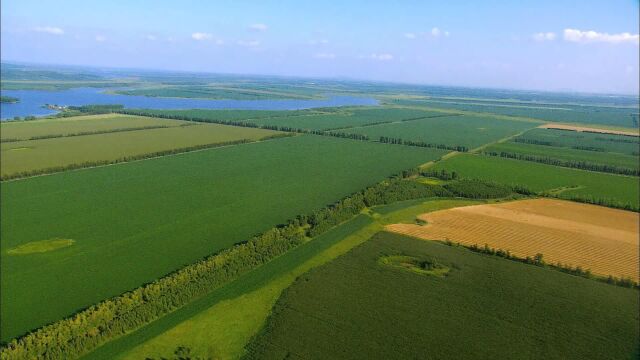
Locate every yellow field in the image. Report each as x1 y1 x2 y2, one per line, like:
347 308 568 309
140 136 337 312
1 122 282 177
539 123 639 137
0 114 188 140
387 199 639 280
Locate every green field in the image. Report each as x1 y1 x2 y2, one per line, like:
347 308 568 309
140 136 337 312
0 114 188 140
485 141 639 171
128 107 447 131
245 232 639 360
514 128 639 155
1 120 281 178
243 107 447 130
432 154 639 209
0 135 447 341
101 199 482 360
343 115 538 149
389 98 640 128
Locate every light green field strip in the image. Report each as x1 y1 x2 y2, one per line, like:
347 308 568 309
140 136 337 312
111 199 481 360
0 114 188 140
0 123 281 177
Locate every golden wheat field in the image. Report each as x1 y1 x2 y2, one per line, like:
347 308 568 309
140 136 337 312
386 199 639 281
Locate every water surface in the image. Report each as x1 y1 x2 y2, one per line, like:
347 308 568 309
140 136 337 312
0 88 378 120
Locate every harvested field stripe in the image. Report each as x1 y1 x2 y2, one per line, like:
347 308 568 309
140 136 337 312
386 198 639 281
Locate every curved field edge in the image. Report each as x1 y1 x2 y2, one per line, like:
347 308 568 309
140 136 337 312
244 232 640 360
98 199 483 360
1 135 448 342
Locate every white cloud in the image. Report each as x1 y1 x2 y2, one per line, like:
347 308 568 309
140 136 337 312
532 32 556 41
370 53 393 61
145 35 157 41
314 52 336 59
33 26 64 35
191 32 213 41
237 39 260 47
429 27 449 38
404 32 417 39
249 23 268 32
563 28 639 44
95 35 106 42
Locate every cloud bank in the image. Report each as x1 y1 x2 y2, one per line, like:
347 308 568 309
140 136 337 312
563 29 639 44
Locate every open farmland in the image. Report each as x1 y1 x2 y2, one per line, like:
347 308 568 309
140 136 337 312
540 123 640 136
387 199 639 280
0 134 447 341
484 141 639 173
1 119 282 178
106 199 480 360
127 107 448 131
389 97 640 128
245 232 639 360
343 114 538 149
514 128 639 155
242 107 448 130
0 114 188 141
432 154 639 209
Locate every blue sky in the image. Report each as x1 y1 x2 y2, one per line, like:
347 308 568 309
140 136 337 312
1 0 639 94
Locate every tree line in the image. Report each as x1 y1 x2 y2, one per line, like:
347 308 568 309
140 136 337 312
1 139 251 181
595 136 639 144
378 136 469 152
442 241 638 289
0 169 532 359
2 124 194 143
118 110 471 150
484 151 639 176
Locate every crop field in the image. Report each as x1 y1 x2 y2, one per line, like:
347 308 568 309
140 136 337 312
129 107 447 131
540 123 640 136
0 134 447 341
1 121 282 178
484 141 639 171
389 98 640 128
245 232 639 360
242 107 447 130
342 114 537 149
0 114 187 141
104 199 481 360
514 128 639 155
387 199 639 280
432 154 639 209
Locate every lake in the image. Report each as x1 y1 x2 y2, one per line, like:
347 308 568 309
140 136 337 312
0 88 379 120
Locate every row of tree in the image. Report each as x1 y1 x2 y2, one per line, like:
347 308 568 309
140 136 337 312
23 124 181 141
544 192 639 212
0 169 469 360
594 136 639 144
1 139 253 181
118 110 471 150
513 137 554 146
484 151 639 176
443 241 638 289
378 136 469 152
571 145 605 152
443 179 515 199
